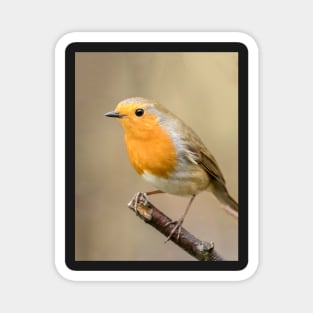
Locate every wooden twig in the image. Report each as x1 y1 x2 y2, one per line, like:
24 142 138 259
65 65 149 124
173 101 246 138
128 192 223 261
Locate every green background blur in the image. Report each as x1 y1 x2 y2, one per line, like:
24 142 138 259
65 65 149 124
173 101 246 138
75 52 238 261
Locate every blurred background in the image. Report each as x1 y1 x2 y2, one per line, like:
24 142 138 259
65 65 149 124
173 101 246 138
75 52 238 261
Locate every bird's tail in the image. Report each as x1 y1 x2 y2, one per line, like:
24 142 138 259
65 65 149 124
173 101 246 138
212 183 238 218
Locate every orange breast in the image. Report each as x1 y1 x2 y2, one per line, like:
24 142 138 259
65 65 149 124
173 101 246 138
124 124 177 178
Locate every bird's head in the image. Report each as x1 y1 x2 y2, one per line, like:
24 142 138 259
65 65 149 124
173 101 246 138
104 97 169 138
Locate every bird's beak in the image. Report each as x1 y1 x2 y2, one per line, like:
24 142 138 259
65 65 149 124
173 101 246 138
104 111 126 118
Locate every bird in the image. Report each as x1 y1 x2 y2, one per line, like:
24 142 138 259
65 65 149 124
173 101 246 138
104 97 238 241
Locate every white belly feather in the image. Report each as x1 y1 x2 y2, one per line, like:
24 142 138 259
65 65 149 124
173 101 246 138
142 168 210 196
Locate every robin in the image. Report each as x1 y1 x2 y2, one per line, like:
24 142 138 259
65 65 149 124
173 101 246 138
105 97 238 241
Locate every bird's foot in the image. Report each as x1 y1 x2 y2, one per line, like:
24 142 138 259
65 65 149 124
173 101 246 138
164 218 184 243
128 192 149 215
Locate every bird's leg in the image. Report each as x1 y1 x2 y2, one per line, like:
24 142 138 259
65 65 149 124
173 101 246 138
129 190 163 213
146 190 163 195
164 194 196 243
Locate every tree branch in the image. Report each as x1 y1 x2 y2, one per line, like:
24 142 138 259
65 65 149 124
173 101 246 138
128 192 223 261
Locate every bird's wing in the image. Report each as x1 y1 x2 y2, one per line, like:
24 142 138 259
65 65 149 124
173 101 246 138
185 143 225 184
174 117 226 185
199 150 225 184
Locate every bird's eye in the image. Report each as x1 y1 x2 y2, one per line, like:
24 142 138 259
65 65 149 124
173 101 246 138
135 108 144 117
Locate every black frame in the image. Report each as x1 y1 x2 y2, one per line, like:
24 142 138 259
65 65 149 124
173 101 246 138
65 42 248 271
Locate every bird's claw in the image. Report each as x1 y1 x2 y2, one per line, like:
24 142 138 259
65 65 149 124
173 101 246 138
128 192 149 214
164 219 184 243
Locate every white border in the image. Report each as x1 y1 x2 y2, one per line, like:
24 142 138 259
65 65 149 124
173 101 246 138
55 32 259 281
